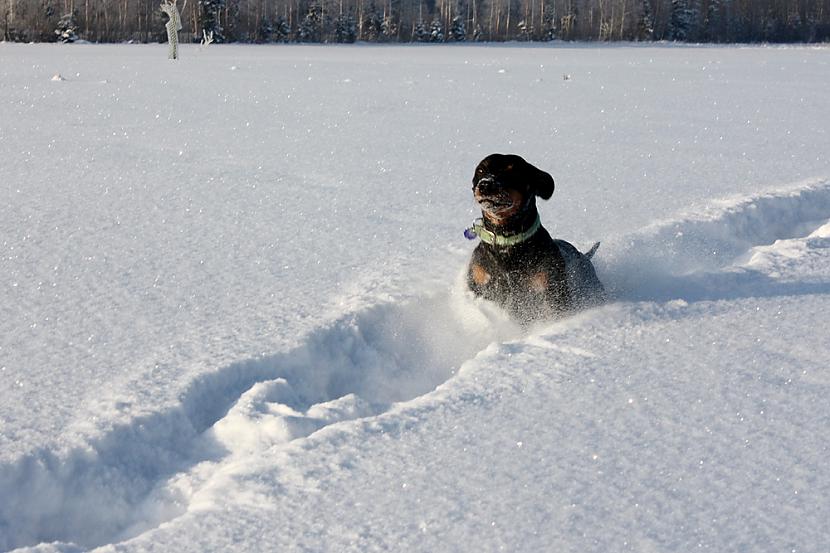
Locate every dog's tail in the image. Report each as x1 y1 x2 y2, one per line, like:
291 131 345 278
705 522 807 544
584 241 601 260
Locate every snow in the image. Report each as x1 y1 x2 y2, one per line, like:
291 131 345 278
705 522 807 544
1 42 829 552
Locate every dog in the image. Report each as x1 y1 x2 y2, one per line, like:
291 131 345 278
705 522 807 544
465 154 605 323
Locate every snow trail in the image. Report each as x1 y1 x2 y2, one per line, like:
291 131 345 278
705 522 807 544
0 288 516 551
601 178 830 302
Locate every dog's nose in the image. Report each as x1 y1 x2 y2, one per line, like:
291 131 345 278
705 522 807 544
475 176 497 194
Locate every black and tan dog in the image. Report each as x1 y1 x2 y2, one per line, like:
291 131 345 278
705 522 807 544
465 154 605 323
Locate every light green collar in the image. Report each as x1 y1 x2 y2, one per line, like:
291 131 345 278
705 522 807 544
465 214 541 247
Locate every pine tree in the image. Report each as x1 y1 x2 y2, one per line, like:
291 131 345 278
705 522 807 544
54 10 78 42
762 9 779 41
784 8 802 41
687 0 701 41
413 19 429 41
429 16 444 41
637 0 654 40
274 16 291 42
450 15 465 41
667 0 692 41
363 3 383 41
381 14 398 41
334 11 357 42
724 0 749 42
540 4 556 41
223 0 241 41
297 2 323 42
702 0 721 41
256 15 273 42
517 19 531 40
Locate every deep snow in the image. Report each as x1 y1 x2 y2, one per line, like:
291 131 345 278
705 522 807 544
1 42 829 552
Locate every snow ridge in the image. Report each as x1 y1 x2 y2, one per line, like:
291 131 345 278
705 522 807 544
602 178 830 302
0 289 515 552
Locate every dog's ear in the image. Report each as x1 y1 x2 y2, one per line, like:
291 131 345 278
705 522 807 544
520 160 554 200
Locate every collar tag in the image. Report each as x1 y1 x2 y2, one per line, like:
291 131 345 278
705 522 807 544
463 215 541 247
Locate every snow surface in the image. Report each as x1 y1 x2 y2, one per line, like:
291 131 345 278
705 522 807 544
2 42 830 552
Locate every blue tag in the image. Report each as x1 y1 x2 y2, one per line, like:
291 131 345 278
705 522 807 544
464 227 477 240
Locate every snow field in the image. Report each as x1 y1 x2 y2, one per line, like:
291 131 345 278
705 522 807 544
4 178 830 551
2 43 830 552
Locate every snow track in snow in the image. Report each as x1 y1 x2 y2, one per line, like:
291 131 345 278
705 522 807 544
602 178 830 303
1 290 517 552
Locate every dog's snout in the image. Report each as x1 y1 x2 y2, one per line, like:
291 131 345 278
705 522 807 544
475 176 497 194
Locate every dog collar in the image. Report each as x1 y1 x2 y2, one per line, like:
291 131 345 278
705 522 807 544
464 214 541 247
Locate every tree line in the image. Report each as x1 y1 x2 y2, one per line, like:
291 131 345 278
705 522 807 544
3 0 830 44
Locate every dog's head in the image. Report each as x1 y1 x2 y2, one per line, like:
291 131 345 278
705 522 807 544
472 154 555 224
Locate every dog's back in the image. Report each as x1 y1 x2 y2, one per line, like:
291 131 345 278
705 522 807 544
553 240 606 310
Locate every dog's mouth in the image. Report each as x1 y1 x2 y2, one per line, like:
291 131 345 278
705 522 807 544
475 192 516 214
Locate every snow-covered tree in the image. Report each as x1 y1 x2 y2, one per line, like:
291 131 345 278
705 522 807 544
450 15 465 41
256 15 273 42
362 3 382 41
667 0 692 41
381 14 397 41
54 10 78 42
222 0 241 41
540 5 556 41
637 0 654 40
334 11 356 42
517 19 531 40
761 10 778 41
273 16 291 42
413 19 429 41
701 0 721 40
429 16 443 41
297 2 324 42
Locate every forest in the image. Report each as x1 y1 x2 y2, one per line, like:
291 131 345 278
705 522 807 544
3 0 829 44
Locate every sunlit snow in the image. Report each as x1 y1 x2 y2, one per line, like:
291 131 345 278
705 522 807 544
1 42 829 553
